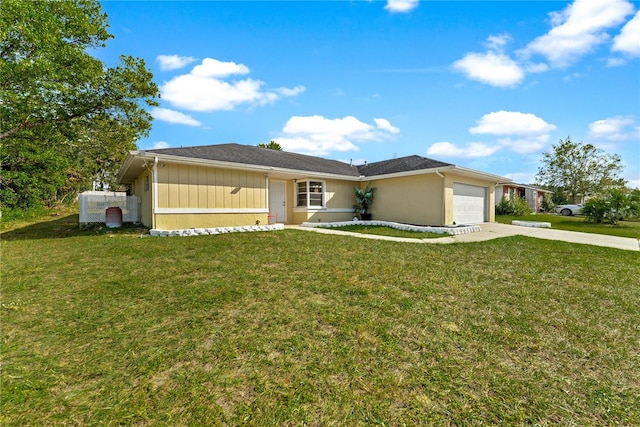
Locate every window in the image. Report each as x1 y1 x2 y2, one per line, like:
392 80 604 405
144 174 150 192
296 180 324 207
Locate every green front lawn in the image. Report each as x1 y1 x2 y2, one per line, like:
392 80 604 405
2 214 639 425
320 224 446 239
496 213 640 239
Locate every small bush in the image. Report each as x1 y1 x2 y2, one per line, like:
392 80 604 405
583 188 640 224
582 198 615 224
540 193 555 213
496 195 531 216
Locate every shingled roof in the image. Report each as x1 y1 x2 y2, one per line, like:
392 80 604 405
145 143 452 178
146 143 361 177
356 155 451 176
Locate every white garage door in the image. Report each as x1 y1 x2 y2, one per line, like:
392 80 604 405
453 183 487 224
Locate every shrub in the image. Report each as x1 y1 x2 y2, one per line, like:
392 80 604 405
582 198 614 224
496 195 531 216
540 193 555 213
582 188 640 224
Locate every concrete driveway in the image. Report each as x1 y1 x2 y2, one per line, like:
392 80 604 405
289 222 640 251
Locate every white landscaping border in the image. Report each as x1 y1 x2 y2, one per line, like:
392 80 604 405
301 220 481 235
512 220 551 228
150 223 285 237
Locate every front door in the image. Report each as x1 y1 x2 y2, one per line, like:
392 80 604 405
269 180 286 223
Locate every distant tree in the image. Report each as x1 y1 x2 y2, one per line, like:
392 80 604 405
0 0 159 209
258 140 283 150
536 137 625 203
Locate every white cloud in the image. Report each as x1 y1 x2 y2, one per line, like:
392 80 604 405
275 115 400 156
151 141 170 149
519 0 635 68
160 58 305 112
452 35 524 87
607 57 628 67
497 136 550 154
426 141 501 158
485 33 511 51
385 0 419 13
151 107 202 126
374 118 400 134
523 62 550 73
275 86 306 97
612 11 640 56
157 55 197 71
470 111 557 136
588 116 640 141
427 111 556 159
191 58 249 78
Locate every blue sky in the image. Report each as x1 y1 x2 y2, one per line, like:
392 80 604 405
99 0 640 187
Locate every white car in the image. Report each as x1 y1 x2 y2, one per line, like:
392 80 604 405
555 204 583 216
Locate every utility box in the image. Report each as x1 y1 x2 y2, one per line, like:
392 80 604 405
79 191 138 227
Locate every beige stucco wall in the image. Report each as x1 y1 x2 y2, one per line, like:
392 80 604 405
363 172 496 226
326 180 356 209
367 174 445 226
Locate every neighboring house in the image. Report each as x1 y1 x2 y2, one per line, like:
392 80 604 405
495 183 552 212
117 143 510 230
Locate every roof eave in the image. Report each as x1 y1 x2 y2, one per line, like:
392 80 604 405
142 152 362 181
449 165 512 183
361 165 511 182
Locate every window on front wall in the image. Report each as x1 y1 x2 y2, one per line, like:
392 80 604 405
296 180 324 207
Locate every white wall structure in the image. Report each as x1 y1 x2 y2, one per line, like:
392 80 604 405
79 191 139 226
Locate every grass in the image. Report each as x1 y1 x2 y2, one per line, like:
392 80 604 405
319 224 446 239
2 213 640 425
496 213 640 239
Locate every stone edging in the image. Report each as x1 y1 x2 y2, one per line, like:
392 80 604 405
511 220 551 228
301 220 481 235
150 223 285 237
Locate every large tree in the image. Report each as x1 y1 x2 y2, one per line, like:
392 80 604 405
536 137 625 203
0 0 159 209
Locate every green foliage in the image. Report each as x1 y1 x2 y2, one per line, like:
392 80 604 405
0 205 55 228
536 137 625 204
0 0 159 209
257 140 283 150
582 188 640 224
540 193 555 213
353 183 376 216
496 195 531 216
582 198 615 224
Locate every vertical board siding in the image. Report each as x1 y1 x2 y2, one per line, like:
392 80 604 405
157 163 266 209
